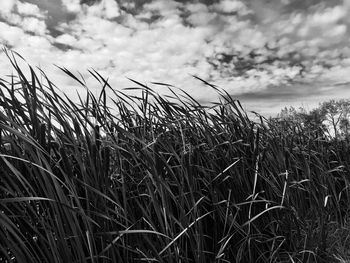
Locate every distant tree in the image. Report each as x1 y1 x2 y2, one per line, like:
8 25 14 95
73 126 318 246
274 99 350 139
340 118 350 137
319 99 350 138
278 106 299 121
274 106 326 138
299 108 326 133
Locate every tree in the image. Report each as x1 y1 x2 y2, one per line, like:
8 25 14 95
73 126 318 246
300 108 326 133
319 99 350 138
275 99 350 139
274 106 326 138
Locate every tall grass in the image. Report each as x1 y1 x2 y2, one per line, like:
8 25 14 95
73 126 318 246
1 50 350 262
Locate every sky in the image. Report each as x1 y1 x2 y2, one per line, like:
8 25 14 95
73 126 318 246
0 0 350 116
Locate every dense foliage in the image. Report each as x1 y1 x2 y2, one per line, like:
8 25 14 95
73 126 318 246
276 100 350 139
1 51 350 262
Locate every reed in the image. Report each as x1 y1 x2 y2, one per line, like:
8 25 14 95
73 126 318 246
1 50 350 262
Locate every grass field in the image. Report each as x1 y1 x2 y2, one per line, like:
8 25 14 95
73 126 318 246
1 51 350 262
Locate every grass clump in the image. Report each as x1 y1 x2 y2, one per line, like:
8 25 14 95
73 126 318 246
1 50 350 262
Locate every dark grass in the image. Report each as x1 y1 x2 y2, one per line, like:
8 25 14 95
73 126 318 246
1 50 350 262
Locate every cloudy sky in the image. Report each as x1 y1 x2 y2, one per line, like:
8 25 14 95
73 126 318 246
0 0 350 115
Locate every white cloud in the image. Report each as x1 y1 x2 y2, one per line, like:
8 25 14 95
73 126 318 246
23 35 52 49
21 17 47 35
310 6 346 25
296 6 348 47
55 33 77 46
250 0 285 24
0 1 48 36
144 0 181 16
85 0 121 19
0 12 22 26
0 21 24 46
237 27 266 49
16 2 43 17
186 3 208 13
187 10 217 26
0 0 17 15
327 24 347 38
1 1 45 21
103 0 121 19
61 0 81 13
